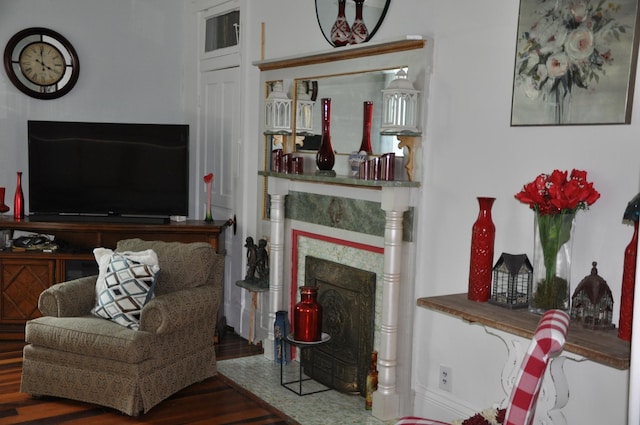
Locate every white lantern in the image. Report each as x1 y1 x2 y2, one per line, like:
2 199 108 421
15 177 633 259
381 69 420 134
265 81 292 132
296 81 315 133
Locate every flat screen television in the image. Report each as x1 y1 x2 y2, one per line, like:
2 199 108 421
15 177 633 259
28 120 189 223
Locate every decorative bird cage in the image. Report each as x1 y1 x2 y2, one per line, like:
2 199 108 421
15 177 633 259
381 69 420 134
265 81 292 133
571 262 615 330
295 80 315 133
490 253 532 309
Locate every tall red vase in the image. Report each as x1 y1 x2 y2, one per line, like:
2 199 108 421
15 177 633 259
316 98 335 172
14 172 24 220
468 197 496 302
358 101 373 153
330 0 351 47
349 0 369 44
619 220 638 341
294 286 322 342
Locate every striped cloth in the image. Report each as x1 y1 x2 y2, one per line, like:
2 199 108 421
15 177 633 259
395 309 570 425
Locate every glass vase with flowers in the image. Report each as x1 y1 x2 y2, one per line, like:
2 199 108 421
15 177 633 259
515 169 600 313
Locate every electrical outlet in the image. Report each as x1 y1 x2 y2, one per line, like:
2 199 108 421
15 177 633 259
439 365 452 392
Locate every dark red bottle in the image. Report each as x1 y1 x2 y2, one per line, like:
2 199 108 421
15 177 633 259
358 101 373 154
14 172 24 220
468 197 495 302
294 286 322 342
315 98 335 172
619 219 638 341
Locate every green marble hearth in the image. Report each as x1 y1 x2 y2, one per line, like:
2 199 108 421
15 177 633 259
285 191 414 242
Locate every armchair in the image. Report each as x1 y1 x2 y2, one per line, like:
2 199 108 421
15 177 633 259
396 309 570 425
20 238 224 416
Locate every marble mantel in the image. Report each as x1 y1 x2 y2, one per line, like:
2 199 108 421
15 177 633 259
261 171 419 420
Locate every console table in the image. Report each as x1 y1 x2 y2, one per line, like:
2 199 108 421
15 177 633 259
0 216 230 339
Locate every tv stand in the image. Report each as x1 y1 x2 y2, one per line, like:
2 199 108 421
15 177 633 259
0 216 230 340
29 213 171 225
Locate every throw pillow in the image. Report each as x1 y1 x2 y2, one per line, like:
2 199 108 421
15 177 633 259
91 248 160 330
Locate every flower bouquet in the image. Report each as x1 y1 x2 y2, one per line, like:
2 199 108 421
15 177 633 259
451 408 506 425
515 169 600 312
203 173 214 223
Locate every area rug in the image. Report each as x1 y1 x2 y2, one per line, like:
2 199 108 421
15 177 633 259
218 354 396 425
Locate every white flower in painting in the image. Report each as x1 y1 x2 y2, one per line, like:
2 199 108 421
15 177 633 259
570 1 589 23
546 52 569 78
523 76 543 99
565 28 594 61
530 15 568 54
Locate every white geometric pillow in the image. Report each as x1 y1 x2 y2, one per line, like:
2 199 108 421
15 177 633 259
91 248 160 330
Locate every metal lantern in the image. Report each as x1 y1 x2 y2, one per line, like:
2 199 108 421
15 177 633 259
296 81 315 133
571 262 615 330
381 69 420 134
265 81 292 132
490 253 532 309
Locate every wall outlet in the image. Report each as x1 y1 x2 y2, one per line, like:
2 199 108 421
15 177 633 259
439 365 452 392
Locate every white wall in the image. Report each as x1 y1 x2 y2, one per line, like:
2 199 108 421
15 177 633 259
0 0 187 212
249 1 636 423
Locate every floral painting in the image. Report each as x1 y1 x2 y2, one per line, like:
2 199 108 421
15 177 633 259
511 0 640 125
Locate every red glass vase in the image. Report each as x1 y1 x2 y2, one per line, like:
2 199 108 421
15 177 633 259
0 188 9 213
316 98 335 172
349 0 369 45
619 220 638 341
294 286 322 342
358 101 373 154
330 0 351 47
14 172 24 220
468 197 496 302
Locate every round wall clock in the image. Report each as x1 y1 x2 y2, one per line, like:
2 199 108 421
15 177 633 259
3 27 80 100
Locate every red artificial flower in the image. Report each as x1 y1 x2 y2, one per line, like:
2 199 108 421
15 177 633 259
515 169 600 216
203 173 214 184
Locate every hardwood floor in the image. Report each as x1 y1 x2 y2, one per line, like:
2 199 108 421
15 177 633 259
0 330 299 425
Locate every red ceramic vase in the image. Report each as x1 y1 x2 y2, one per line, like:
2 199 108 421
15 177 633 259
358 101 373 154
330 0 351 47
316 98 335 171
468 197 496 302
0 188 9 213
294 286 322 342
349 0 369 45
619 220 638 341
14 172 24 220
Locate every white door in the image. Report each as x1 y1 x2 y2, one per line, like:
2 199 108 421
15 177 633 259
199 67 244 332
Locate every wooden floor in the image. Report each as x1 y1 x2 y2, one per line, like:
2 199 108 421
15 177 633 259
0 330 299 425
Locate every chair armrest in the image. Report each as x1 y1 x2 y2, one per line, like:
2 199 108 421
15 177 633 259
140 284 220 334
38 275 98 317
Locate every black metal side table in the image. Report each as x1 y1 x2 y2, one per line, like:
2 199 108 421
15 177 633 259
280 332 331 396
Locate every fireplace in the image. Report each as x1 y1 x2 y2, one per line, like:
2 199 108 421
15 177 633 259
301 256 376 396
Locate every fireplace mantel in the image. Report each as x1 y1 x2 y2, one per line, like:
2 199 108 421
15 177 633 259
264 174 418 420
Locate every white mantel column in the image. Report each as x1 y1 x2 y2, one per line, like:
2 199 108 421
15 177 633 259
264 176 289 361
373 187 412 420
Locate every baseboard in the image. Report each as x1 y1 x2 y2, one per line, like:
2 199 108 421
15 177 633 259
412 383 479 421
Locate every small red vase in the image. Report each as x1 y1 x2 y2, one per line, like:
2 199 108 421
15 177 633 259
294 286 322 342
0 188 9 213
358 101 373 154
316 98 335 172
330 0 351 47
619 220 638 341
14 172 24 220
468 197 496 302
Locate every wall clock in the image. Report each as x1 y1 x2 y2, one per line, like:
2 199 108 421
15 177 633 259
3 27 79 100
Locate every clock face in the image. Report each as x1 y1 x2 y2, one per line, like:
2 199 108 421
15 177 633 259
3 28 79 99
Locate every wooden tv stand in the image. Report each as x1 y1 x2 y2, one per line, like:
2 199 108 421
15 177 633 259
0 216 230 339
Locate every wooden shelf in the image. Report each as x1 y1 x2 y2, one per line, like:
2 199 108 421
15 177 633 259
418 293 631 370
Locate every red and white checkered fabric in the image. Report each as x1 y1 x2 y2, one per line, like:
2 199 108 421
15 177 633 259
394 309 569 425
504 309 569 425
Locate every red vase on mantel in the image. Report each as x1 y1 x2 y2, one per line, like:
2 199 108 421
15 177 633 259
294 286 322 342
619 220 639 341
315 98 335 172
468 197 496 302
358 101 373 154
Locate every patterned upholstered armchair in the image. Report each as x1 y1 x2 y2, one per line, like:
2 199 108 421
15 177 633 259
20 239 224 416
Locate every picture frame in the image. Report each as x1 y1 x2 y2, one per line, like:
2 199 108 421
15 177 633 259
510 0 640 126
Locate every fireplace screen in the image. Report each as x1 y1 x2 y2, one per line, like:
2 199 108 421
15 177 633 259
302 256 376 395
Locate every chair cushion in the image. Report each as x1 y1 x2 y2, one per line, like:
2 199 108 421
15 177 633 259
91 248 160 330
25 315 155 364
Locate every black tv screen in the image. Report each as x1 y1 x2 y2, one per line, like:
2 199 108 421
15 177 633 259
28 120 189 223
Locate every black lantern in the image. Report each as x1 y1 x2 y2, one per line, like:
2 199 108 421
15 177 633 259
490 253 532 309
571 262 615 330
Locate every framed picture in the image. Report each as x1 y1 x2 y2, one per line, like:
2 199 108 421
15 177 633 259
511 0 640 126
